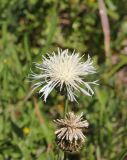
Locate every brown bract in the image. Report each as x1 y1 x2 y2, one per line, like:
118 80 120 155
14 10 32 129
54 112 89 152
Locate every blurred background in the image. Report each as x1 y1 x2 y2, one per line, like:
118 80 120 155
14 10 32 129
0 0 127 159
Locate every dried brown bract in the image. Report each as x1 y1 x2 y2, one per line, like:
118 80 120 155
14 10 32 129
54 112 89 152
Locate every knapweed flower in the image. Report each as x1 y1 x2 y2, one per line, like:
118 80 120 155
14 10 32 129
54 112 89 152
29 48 98 102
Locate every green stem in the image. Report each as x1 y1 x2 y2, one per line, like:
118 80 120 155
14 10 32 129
57 150 60 160
57 149 64 160
63 99 69 160
57 99 69 160
64 99 69 118
64 152 67 160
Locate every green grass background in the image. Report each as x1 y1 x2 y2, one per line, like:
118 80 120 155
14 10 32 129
0 0 127 159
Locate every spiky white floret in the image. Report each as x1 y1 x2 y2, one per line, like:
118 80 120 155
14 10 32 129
29 48 98 102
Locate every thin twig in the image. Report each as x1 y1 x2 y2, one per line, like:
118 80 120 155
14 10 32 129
98 0 110 60
15 88 33 107
33 97 44 124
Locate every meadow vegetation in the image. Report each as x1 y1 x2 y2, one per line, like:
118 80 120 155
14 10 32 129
0 0 127 159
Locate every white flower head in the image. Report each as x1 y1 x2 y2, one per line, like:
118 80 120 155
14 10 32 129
29 48 98 102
